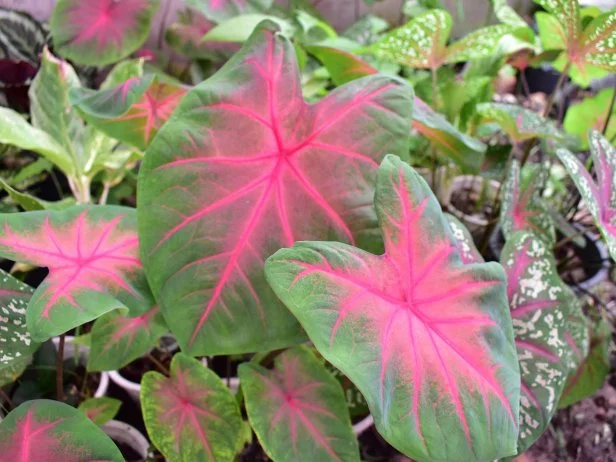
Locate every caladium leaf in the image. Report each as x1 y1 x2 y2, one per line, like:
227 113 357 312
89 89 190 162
413 96 486 173
445 214 483 264
0 399 123 461
477 102 568 143
79 397 122 425
0 206 154 341
564 88 616 149
138 23 414 355
185 0 273 23
239 346 359 462
100 58 145 90
500 159 555 245
308 46 378 86
88 305 167 371
141 353 244 461
0 270 38 384
445 24 516 63
582 10 616 70
500 232 573 453
559 316 609 409
70 76 187 151
50 0 160 66
563 302 590 375
556 130 616 260
265 155 520 462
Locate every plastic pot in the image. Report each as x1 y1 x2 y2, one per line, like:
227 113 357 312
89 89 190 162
102 419 150 461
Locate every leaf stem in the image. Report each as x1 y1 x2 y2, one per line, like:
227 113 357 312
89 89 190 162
602 88 616 136
99 182 111 205
147 353 169 376
56 334 65 401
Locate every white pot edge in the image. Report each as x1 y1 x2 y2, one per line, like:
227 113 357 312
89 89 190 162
102 419 150 459
352 415 374 436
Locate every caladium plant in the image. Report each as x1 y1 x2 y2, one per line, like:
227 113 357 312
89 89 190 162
500 159 555 245
0 270 38 386
239 346 359 462
0 399 123 461
141 353 244 461
564 89 616 149
0 206 154 341
137 22 414 355
185 0 274 23
500 231 576 454
265 155 520 462
50 0 160 66
370 9 514 70
70 75 187 151
78 397 122 426
533 0 616 86
556 130 616 260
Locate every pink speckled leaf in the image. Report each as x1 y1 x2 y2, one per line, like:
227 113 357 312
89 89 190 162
501 231 575 453
556 130 616 260
141 353 244 461
0 399 123 461
0 206 155 341
88 305 167 371
265 155 520 462
185 0 273 23
500 159 555 245
239 346 359 462
50 0 159 66
137 23 413 355
70 76 187 151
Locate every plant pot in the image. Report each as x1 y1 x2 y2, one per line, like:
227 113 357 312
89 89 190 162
52 336 109 398
556 228 609 293
445 175 500 240
102 419 150 461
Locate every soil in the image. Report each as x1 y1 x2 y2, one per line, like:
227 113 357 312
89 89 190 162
114 440 143 462
449 184 496 221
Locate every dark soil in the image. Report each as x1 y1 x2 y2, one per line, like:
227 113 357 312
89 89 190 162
114 440 143 462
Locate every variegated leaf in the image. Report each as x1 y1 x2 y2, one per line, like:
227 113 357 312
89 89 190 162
556 130 616 260
501 231 574 453
582 10 616 71
445 214 484 265
445 24 516 63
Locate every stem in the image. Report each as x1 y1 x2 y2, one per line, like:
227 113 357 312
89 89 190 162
520 71 531 98
602 88 616 135
147 353 169 375
99 182 111 205
543 61 571 119
56 334 65 401
553 227 590 250
0 388 13 411
431 67 440 111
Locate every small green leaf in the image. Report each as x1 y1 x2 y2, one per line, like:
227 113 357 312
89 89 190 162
308 45 378 85
445 24 515 63
491 0 530 29
202 15 294 42
100 58 145 90
535 11 568 50
79 397 122 425
533 0 581 42
141 353 244 461
564 89 616 149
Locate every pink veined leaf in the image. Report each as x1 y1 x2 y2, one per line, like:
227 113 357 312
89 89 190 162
70 76 187 151
500 159 555 245
50 0 159 66
0 399 123 461
0 206 155 341
137 22 414 355
556 130 616 260
141 353 244 461
0 270 38 386
78 397 122 426
265 155 520 462
239 346 360 462
185 0 273 23
500 231 575 453
88 305 168 372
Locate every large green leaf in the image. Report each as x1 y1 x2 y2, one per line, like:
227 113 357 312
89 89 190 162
141 353 244 461
564 89 616 149
240 346 359 462
137 22 413 355
0 206 155 341
50 0 160 66
265 155 520 462
0 270 38 386
501 231 575 453
556 130 616 260
0 399 123 460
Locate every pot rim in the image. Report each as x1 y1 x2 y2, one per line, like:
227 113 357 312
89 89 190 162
102 419 150 459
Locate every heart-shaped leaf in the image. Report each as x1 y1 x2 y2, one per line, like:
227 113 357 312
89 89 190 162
141 353 244 461
559 316 609 408
88 305 167 371
0 206 154 341
185 0 273 23
239 346 359 462
79 397 122 425
556 130 616 260
477 102 568 143
0 399 123 461
70 76 187 151
50 0 160 66
0 270 38 385
564 88 616 149
308 45 378 86
265 155 520 462
582 10 616 70
445 24 516 63
500 159 555 245
501 231 574 453
137 22 414 355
